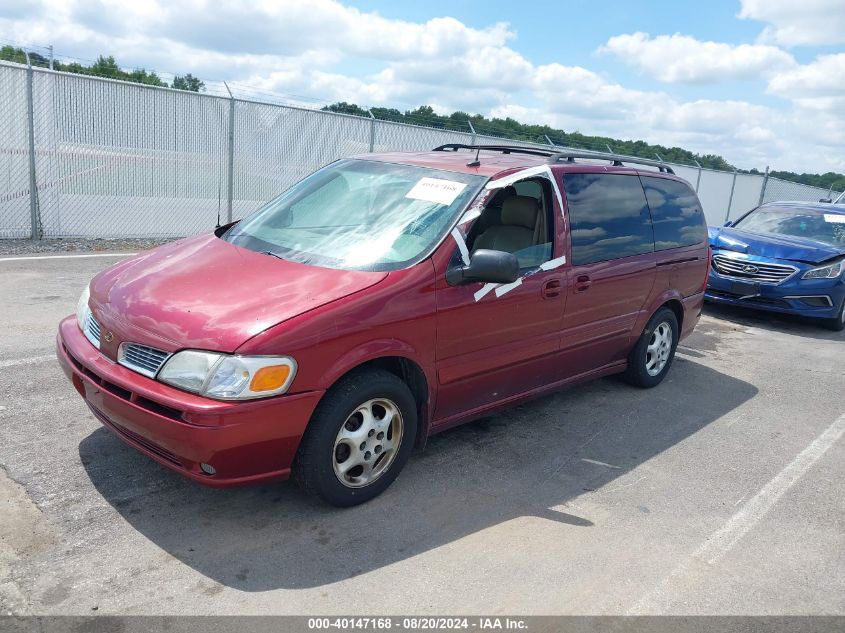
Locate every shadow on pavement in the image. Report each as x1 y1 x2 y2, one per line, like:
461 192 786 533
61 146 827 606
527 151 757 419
703 301 843 341
80 358 757 591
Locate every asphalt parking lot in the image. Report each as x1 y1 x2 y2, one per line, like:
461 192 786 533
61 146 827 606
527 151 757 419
0 252 843 616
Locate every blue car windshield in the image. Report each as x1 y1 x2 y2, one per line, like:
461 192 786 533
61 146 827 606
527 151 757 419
224 159 485 271
733 208 845 247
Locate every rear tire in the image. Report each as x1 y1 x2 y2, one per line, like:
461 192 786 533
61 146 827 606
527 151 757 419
822 300 845 332
622 307 679 388
293 368 418 507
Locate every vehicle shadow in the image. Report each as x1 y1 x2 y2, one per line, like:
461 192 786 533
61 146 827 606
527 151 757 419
703 301 843 341
79 358 757 591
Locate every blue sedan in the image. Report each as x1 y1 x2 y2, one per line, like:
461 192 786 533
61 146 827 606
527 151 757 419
706 201 845 331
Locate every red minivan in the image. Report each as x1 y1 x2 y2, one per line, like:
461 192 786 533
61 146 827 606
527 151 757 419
57 145 709 506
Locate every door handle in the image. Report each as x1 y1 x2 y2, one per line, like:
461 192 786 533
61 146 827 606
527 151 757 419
542 279 562 299
574 274 592 293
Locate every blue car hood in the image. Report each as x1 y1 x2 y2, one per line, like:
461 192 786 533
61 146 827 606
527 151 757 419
708 226 845 264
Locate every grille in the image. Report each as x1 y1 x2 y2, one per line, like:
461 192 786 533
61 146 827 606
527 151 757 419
712 255 797 284
118 343 171 378
83 313 101 348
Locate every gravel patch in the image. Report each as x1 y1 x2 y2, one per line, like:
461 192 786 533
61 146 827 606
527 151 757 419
0 238 177 256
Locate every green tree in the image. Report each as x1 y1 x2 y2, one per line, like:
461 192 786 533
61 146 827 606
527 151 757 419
172 73 205 92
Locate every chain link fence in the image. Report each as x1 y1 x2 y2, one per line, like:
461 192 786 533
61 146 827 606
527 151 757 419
1 60 841 239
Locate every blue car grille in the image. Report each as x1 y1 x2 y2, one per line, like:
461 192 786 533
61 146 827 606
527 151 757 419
712 255 797 284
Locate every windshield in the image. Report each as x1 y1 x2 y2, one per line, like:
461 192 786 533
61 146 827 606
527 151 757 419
224 159 485 271
732 207 845 247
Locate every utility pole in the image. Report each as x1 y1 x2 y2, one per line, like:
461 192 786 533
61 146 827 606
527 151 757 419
368 109 376 152
758 166 770 206
24 50 40 240
224 82 235 224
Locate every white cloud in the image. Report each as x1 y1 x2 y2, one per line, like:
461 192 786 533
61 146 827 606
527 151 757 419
768 53 845 99
598 32 796 83
739 0 845 46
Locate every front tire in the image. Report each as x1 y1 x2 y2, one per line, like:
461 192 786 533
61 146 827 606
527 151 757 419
822 300 845 332
293 368 418 507
622 307 679 388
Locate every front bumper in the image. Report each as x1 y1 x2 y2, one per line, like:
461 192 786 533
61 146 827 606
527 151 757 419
56 316 323 487
706 263 844 320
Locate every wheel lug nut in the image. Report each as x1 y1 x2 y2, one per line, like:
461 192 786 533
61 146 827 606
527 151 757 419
364 451 372 460
359 442 366 450
368 429 375 437
377 432 384 440
374 445 382 454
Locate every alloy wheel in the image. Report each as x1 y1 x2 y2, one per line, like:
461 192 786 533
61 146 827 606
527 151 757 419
645 321 673 377
332 398 404 488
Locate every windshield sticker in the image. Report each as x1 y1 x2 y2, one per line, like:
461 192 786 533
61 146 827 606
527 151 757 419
406 177 467 206
824 213 845 224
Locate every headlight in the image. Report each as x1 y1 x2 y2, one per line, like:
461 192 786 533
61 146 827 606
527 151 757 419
76 284 91 331
158 350 297 400
802 259 844 280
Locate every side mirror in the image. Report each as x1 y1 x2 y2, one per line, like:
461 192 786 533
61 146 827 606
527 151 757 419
446 249 520 286
820 198 832 203
723 220 733 227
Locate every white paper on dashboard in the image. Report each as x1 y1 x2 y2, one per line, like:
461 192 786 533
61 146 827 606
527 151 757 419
406 178 467 206
824 213 845 224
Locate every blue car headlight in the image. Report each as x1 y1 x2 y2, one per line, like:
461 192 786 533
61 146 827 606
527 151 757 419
802 259 843 280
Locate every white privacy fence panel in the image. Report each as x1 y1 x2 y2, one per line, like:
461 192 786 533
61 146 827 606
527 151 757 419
0 64 31 238
0 61 841 239
761 176 838 206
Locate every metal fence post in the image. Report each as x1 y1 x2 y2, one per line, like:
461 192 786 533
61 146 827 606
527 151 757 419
224 83 235 224
726 169 738 222
25 52 41 240
758 166 770 206
605 144 614 154
467 119 476 145
368 110 375 152
693 160 702 193
544 134 555 147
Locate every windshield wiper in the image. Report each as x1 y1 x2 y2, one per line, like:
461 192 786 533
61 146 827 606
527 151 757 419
262 250 286 260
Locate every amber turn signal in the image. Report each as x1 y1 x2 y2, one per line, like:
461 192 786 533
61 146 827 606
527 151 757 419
249 364 293 392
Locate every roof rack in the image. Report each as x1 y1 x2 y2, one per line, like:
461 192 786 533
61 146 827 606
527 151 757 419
433 143 557 158
548 151 674 174
432 143 675 174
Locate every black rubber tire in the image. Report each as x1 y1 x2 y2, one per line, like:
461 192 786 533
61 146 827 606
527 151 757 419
822 300 845 332
293 368 418 507
622 307 679 388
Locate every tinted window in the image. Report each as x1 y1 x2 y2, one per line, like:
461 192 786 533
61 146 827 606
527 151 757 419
641 176 707 250
563 173 654 265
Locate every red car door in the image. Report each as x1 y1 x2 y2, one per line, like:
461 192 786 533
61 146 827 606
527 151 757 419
557 171 658 375
432 178 568 425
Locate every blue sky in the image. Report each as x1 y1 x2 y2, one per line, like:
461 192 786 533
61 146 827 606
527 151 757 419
2 0 844 173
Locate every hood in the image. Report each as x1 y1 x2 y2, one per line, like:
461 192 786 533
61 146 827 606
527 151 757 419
708 226 845 265
90 232 387 353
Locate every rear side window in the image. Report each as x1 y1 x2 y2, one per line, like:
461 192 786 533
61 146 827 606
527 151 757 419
563 173 654 265
641 176 707 250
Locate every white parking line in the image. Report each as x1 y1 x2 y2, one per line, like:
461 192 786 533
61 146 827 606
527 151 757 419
0 355 55 368
0 253 136 262
628 411 845 614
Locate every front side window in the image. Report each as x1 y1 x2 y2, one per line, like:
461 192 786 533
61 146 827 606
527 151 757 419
224 159 485 271
563 173 654 266
641 176 707 250
732 207 845 247
466 177 555 269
